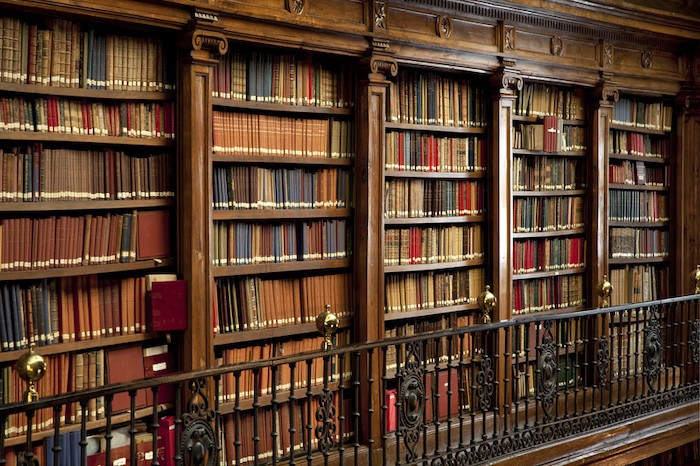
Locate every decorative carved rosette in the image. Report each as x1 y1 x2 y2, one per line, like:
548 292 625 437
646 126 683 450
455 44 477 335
551 36 563 56
180 378 218 466
641 50 653 69
537 321 558 421
287 0 305 15
436 15 452 39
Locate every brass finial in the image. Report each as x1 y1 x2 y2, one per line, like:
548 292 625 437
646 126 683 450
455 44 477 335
477 285 497 324
316 304 338 351
15 343 47 402
599 274 613 308
691 265 700 294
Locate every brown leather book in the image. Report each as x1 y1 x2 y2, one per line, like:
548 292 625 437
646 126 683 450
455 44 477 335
136 210 170 260
106 345 147 413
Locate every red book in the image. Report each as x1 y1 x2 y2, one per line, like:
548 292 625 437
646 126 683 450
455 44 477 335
148 280 187 331
143 345 176 405
106 345 147 412
136 210 170 260
156 416 176 466
385 388 397 432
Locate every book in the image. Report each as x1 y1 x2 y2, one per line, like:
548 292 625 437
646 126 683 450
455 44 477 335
147 279 187 332
136 210 171 260
106 345 147 412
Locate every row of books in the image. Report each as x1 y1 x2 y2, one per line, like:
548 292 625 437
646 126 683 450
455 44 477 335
0 275 157 352
384 131 486 172
512 155 584 191
609 160 667 187
384 314 472 369
511 319 582 357
212 165 351 210
2 344 175 438
384 268 484 313
2 351 103 437
609 227 669 259
212 220 350 266
612 98 672 131
384 225 484 266
212 50 354 108
609 129 669 158
0 96 175 138
512 274 585 314
608 190 668 222
212 111 354 159
214 273 351 333
609 265 668 305
512 236 586 274
513 118 586 152
0 145 173 202
383 179 484 218
513 196 584 233
0 15 174 90
220 398 354 465
515 83 586 120
217 331 350 401
387 69 487 127
0 210 171 271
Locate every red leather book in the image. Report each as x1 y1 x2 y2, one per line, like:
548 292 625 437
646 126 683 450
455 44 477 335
147 279 187 332
106 345 147 412
156 416 176 466
136 210 170 260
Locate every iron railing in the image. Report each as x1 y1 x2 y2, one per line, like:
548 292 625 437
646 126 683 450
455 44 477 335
1 294 699 465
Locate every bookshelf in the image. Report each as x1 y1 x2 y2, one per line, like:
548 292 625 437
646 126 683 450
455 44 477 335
207 46 356 427
511 81 589 317
0 12 177 445
607 95 673 306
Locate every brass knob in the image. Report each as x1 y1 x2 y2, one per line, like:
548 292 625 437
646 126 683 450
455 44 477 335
477 285 497 324
15 343 47 402
599 274 613 308
316 304 338 351
691 265 700 294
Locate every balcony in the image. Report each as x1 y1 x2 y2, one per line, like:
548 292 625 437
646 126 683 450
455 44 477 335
2 294 699 465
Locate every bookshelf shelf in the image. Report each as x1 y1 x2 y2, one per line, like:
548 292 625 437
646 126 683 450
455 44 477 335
3 404 173 447
608 257 669 265
512 267 586 281
608 221 669 228
513 115 586 126
0 333 165 364
608 153 667 164
608 183 667 192
0 131 174 147
609 123 669 136
0 258 175 282
212 97 353 116
212 208 352 221
384 259 485 274
512 304 586 319
0 199 174 213
512 189 586 197
383 215 485 226
213 317 353 347
512 149 586 157
211 259 351 278
0 82 173 101
384 303 480 322
384 121 486 134
211 154 353 167
384 170 485 180
512 228 585 239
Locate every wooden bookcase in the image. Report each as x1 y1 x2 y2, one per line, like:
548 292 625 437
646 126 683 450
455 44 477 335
0 13 177 446
0 0 698 463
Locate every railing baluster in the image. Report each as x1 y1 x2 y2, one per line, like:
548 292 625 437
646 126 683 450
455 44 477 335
253 367 260 466
270 365 278 466
289 362 297 466
351 352 360 464
458 332 467 448
367 348 374 466
573 317 580 417
234 372 242 466
174 383 182 466
432 336 440 455
380 346 389 466
213 375 221 466
503 326 510 437
151 385 160 466
338 352 346 466
305 359 313 466
421 339 428 462
129 391 137 466
446 334 454 451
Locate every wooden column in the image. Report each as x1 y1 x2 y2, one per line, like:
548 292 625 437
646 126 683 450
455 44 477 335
354 43 396 458
489 63 521 322
177 22 227 371
590 83 618 305
674 88 700 295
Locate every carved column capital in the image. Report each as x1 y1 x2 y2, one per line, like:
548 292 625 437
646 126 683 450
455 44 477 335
360 39 398 79
490 60 521 95
190 28 228 55
595 85 619 104
676 86 700 115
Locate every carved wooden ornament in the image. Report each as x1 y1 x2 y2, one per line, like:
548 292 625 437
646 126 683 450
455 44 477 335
504 25 515 51
375 1 387 30
641 50 653 69
287 0 304 15
436 15 452 39
551 36 563 56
